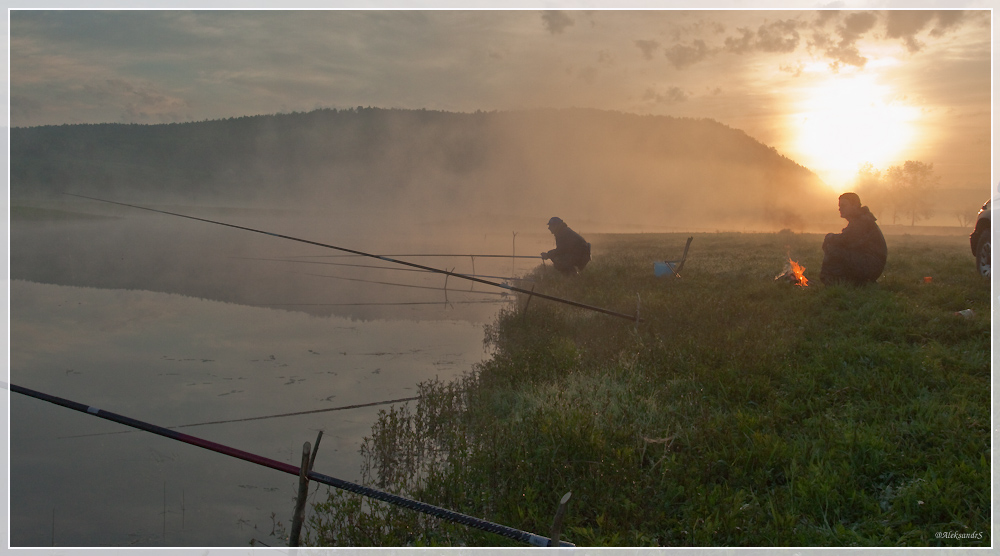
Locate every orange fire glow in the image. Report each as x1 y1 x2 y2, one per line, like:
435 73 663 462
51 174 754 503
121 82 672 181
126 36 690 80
776 257 809 287
789 259 808 286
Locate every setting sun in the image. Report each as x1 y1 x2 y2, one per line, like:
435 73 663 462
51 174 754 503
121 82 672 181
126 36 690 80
790 73 921 191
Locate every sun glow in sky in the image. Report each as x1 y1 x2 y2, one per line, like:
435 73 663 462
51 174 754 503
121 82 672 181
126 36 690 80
789 72 922 192
7 9 992 194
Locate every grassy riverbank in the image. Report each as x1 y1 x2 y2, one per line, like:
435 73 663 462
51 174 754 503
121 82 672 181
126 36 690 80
308 231 991 547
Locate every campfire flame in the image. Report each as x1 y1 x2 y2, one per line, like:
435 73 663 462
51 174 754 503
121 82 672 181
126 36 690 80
775 257 809 286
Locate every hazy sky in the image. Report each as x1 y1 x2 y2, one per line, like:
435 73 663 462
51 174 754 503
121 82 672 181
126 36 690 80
7 6 993 191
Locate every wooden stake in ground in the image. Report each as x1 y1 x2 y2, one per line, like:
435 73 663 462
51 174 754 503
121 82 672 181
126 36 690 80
289 441 312 546
548 492 572 547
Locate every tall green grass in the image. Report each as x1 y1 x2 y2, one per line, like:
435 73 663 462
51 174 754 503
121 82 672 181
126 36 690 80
308 232 990 547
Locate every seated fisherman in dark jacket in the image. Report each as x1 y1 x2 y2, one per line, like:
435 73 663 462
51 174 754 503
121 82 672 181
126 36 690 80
541 217 591 274
820 192 887 285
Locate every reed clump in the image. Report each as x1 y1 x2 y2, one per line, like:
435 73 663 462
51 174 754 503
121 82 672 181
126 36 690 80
308 232 990 547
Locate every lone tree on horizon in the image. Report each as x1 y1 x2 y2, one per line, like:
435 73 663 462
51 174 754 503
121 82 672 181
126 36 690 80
887 160 938 226
854 160 938 226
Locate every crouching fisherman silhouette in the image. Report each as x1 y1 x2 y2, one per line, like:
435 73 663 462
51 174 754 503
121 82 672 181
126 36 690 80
541 217 591 275
820 192 887 285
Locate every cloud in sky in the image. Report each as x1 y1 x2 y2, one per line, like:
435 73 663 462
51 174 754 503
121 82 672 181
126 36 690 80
11 10 987 124
634 39 661 60
822 11 880 68
884 10 968 53
665 39 712 69
725 19 801 54
8 9 991 190
542 10 575 34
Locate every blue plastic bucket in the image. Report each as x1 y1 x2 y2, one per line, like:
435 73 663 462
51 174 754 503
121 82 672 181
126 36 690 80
654 261 675 277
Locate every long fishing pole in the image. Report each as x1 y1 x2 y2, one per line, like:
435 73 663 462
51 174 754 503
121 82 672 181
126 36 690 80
233 256 534 282
67 193 641 322
264 300 503 307
9 383 572 547
58 395 424 439
288 254 543 259
300 271 509 295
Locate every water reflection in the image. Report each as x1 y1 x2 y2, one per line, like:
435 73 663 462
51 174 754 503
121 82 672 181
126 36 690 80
10 280 491 546
9 205 547 322
9 207 551 547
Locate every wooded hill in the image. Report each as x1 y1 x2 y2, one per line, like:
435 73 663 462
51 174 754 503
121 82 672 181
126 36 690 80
11 107 834 232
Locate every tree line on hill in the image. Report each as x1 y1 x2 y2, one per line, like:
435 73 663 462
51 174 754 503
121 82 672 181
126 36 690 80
11 107 833 231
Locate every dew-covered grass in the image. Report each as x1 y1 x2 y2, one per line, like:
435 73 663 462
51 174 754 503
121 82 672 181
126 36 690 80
308 231 990 547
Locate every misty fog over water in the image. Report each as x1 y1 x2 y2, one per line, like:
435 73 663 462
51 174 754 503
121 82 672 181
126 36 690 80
12 108 847 235
9 104 988 547
10 200 557 321
8 9 991 545
9 203 553 546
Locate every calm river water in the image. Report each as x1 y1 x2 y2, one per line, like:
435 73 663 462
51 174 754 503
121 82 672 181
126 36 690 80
8 202 550 547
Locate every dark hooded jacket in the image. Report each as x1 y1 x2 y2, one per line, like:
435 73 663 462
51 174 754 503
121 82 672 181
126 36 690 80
545 224 591 273
821 206 887 284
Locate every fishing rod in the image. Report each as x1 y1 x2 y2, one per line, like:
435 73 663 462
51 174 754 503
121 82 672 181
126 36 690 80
9 383 573 547
264 300 504 307
289 253 543 259
300 271 510 295
67 193 641 322
58 395 423 439
265 300 505 307
233 256 534 283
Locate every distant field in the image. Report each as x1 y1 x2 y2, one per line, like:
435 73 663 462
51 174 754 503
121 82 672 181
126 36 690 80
879 224 974 237
308 231 989 547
